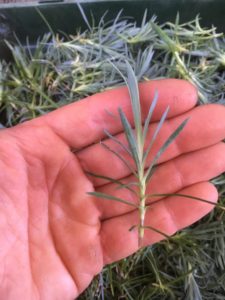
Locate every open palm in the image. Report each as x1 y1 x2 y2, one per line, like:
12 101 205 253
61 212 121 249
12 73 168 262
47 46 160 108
1 79 225 300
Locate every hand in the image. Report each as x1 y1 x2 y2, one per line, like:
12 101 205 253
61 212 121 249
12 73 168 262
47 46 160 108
1 79 225 300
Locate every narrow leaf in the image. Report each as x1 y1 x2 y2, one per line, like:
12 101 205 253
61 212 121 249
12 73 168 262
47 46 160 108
141 9 148 27
77 2 92 31
129 224 137 232
87 191 138 208
145 118 188 182
103 129 132 156
101 141 137 176
115 181 139 190
143 105 170 164
143 90 158 142
128 224 170 239
86 171 137 195
118 108 140 170
147 193 225 210
151 22 176 52
143 225 170 239
125 61 142 140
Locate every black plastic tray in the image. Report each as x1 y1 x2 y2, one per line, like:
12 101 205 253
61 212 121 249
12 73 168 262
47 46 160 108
0 0 225 60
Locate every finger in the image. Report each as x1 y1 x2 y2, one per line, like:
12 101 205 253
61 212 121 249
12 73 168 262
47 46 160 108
33 79 197 149
77 104 225 184
95 142 225 219
100 182 218 265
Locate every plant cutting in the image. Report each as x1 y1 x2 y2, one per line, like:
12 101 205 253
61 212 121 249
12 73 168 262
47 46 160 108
87 61 225 247
88 61 188 246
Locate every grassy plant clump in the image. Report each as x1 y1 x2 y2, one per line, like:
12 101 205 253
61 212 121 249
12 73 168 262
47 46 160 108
1 11 225 299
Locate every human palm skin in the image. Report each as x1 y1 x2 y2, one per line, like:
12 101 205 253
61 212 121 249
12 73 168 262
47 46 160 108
1 79 225 300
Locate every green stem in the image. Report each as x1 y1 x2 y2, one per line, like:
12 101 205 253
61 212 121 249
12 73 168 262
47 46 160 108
138 167 147 247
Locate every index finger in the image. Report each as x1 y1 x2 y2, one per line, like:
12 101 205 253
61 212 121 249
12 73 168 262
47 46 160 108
35 79 197 149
